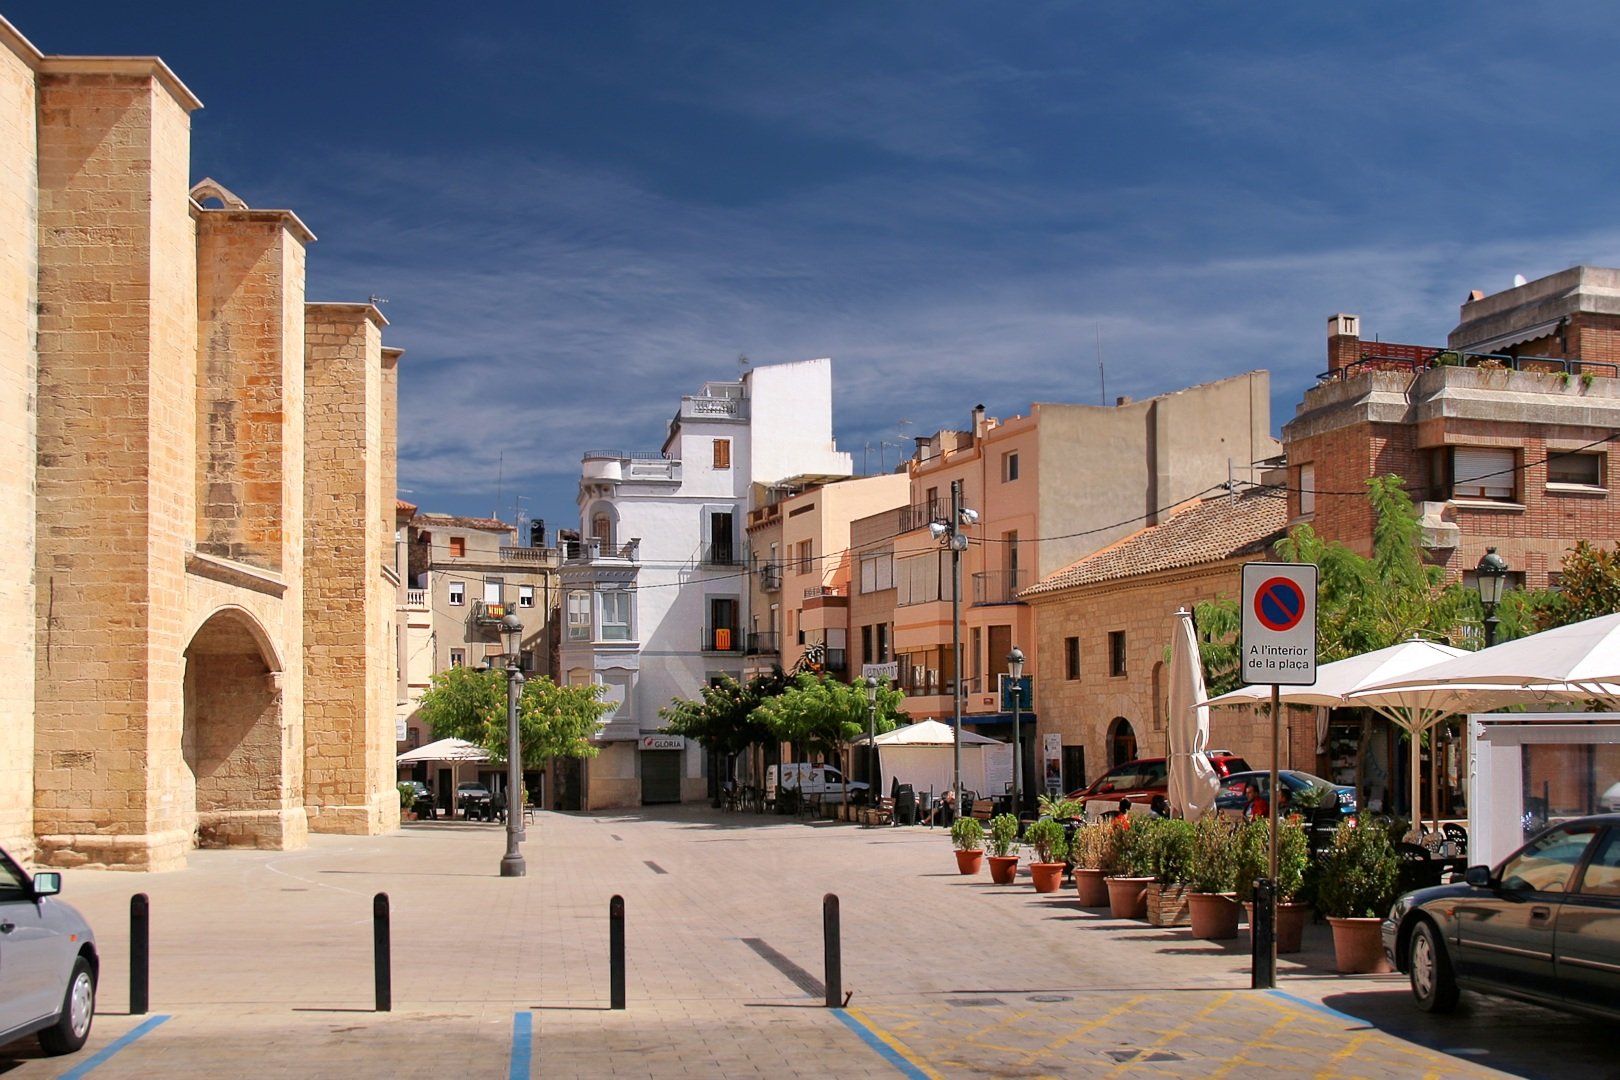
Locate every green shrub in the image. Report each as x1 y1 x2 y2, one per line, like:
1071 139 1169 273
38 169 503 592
1315 821 1399 918
1116 816 1161 877
950 816 985 852
1151 818 1197 885
397 782 416 810
1233 815 1310 901
1024 817 1068 864
1186 813 1241 893
987 813 1020 858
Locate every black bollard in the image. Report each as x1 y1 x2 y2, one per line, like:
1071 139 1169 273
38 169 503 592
823 893 841 1008
1250 877 1276 989
373 892 391 1012
609 894 625 1010
129 893 149 1016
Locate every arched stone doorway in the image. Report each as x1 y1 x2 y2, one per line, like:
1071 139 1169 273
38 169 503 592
1108 717 1138 767
183 608 300 849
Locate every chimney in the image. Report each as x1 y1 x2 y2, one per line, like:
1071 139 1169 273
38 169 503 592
1327 313 1361 373
972 404 986 440
1115 395 1132 407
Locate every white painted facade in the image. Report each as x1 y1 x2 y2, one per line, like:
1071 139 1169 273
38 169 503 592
561 358 852 808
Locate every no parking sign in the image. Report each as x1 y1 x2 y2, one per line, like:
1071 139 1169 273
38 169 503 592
1241 563 1317 685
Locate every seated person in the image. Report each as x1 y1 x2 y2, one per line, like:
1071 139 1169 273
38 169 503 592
1148 794 1170 819
1246 786 1269 819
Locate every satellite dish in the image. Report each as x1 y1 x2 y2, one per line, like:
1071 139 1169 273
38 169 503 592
1513 274 1528 287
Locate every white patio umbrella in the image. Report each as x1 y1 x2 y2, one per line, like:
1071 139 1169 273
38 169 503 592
1166 609 1219 820
396 736 490 764
1357 611 1620 706
1202 637 1472 827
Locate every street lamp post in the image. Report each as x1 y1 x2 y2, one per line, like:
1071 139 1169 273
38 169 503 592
499 613 527 878
1476 547 1509 648
929 480 977 811
1007 647 1024 819
864 676 879 793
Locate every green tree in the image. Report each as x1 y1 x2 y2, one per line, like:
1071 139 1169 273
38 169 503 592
1500 540 1620 636
657 671 787 771
415 665 606 769
1192 475 1472 702
752 673 905 789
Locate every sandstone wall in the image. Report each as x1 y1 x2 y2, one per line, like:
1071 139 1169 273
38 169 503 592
0 25 38 856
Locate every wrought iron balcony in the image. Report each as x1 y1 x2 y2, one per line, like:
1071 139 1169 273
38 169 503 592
972 569 1024 605
471 600 510 625
746 631 780 656
702 543 742 567
702 626 744 653
759 562 781 591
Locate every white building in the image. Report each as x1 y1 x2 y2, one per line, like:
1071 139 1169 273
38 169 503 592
560 358 852 808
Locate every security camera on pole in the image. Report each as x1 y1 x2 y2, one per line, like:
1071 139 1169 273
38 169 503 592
1240 562 1316 989
929 481 977 813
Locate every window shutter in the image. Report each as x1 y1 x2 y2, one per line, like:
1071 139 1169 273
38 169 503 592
1454 447 1515 499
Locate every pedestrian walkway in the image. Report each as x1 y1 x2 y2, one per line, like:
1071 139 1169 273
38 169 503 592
0 805 1595 1078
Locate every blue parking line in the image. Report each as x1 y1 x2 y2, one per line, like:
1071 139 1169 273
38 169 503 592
509 1010 532 1080
56 1014 170 1079
833 1009 934 1080
1267 988 1368 1024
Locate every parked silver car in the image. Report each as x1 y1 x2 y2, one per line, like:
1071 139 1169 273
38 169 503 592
0 846 98 1055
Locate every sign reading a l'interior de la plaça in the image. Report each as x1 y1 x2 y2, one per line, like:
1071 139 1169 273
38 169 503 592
1240 563 1318 685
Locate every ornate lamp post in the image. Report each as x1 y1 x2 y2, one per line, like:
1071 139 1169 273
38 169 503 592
499 612 527 878
1476 547 1509 648
1006 646 1024 818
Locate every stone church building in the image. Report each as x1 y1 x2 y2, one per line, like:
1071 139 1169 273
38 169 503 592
1 18 401 869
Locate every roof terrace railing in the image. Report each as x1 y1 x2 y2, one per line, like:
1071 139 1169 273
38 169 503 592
1319 350 1619 383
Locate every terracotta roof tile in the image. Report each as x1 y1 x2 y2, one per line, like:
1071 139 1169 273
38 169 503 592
1022 488 1288 596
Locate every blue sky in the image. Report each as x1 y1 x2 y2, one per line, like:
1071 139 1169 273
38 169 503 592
13 2 1620 537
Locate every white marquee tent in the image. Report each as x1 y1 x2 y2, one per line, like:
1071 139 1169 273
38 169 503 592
853 719 1010 801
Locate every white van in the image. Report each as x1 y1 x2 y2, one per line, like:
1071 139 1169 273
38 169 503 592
765 763 868 805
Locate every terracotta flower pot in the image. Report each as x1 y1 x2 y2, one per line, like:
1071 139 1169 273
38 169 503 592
1247 900 1312 954
988 854 1019 885
1187 892 1242 939
1105 875 1152 919
955 849 985 876
1074 867 1111 907
1327 916 1392 973
1029 862 1065 893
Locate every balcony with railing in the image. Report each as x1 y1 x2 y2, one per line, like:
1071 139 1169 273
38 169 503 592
404 588 427 609
702 542 743 567
758 562 781 591
500 546 561 567
702 626 744 653
746 631 780 656
896 500 945 534
972 569 1024 605
471 600 510 625
563 536 641 564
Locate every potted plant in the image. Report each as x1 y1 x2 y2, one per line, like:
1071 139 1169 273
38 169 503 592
1105 817 1155 919
1023 818 1068 893
1314 820 1399 973
1069 821 1118 907
397 782 417 820
1184 813 1242 939
950 816 985 876
1144 817 1196 927
1235 816 1312 952
987 813 1021 885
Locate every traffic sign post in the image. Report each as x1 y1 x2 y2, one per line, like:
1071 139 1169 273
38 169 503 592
1239 562 1317 991
1241 564 1317 686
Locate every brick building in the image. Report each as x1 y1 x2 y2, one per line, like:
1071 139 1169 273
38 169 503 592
1 18 401 868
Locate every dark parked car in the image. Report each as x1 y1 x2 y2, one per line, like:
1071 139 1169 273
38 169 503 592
1382 813 1620 1019
1069 752 1251 820
0 845 98 1055
457 781 494 819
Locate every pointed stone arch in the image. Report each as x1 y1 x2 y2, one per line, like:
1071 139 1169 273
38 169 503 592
182 606 306 849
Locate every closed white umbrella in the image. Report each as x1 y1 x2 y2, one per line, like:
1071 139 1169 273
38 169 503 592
1166 609 1219 820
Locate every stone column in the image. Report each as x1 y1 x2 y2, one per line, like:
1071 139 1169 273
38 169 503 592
34 58 201 869
303 304 399 833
